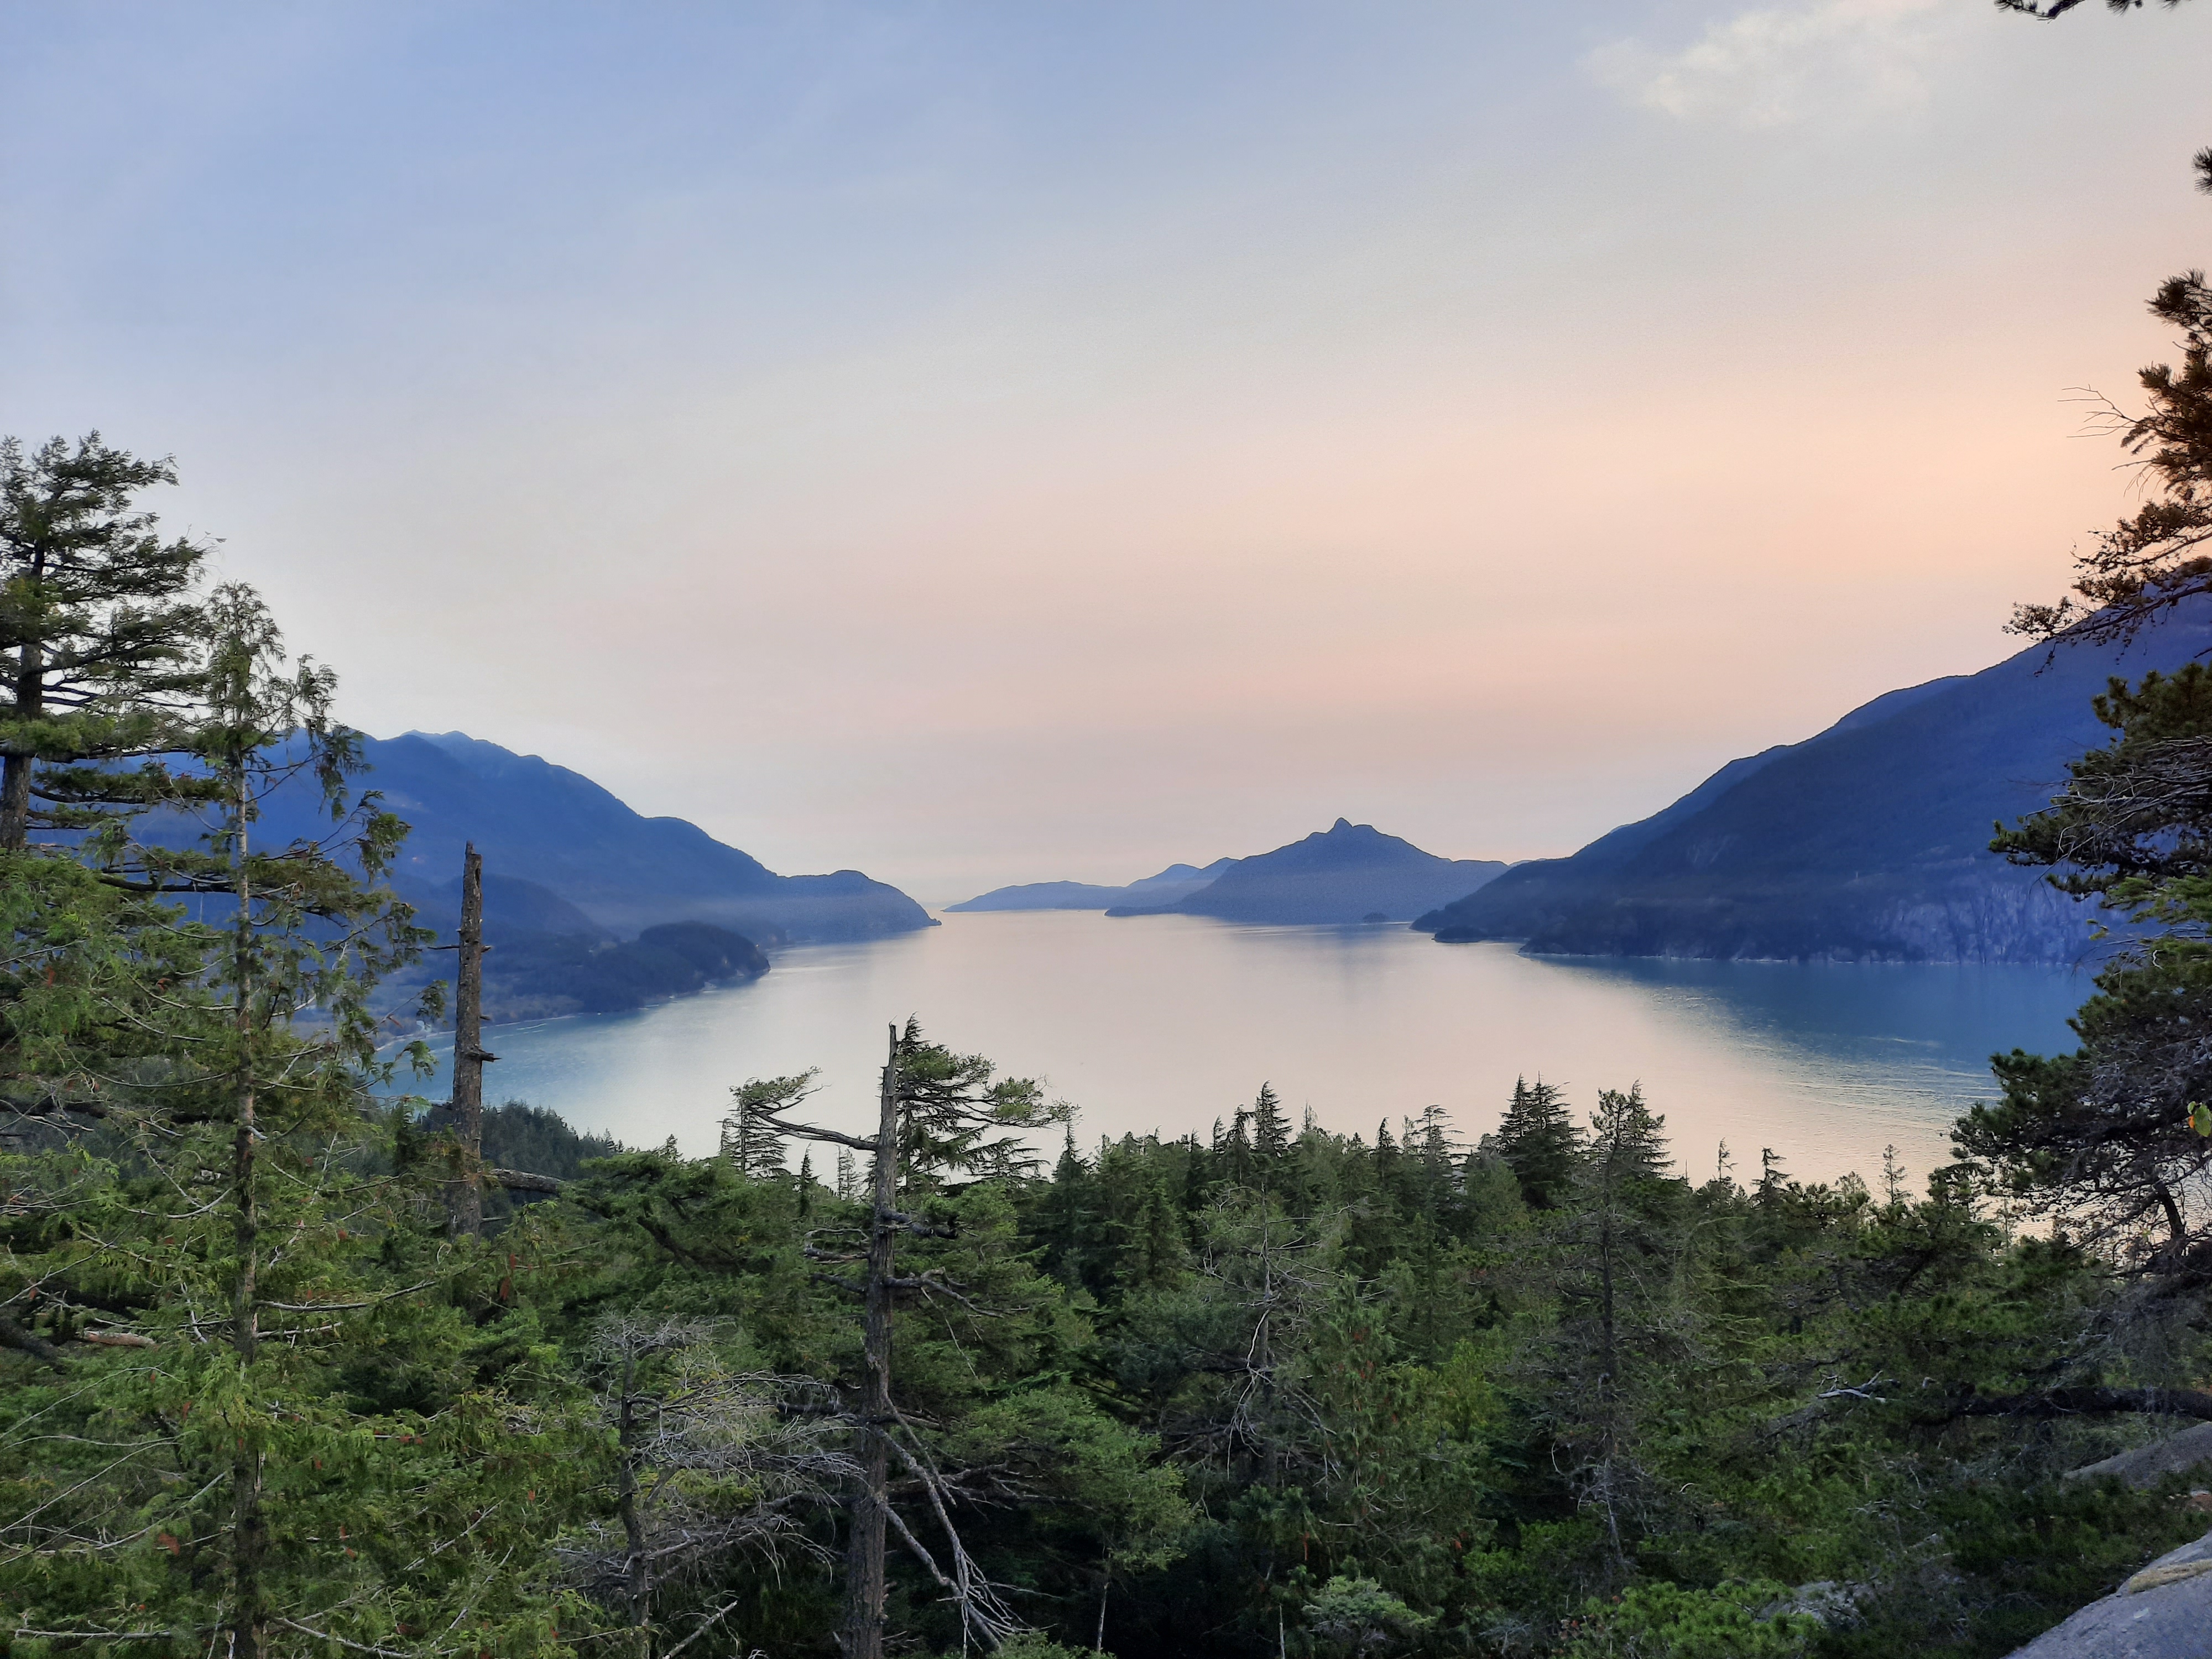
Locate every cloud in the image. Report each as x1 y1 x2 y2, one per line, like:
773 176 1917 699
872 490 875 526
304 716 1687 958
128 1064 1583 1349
1586 0 1958 128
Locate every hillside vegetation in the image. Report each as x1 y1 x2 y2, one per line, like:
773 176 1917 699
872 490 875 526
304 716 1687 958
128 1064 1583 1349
1416 608 2212 963
264 731 935 943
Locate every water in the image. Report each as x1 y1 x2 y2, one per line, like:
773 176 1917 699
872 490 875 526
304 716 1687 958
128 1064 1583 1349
392 911 2089 1190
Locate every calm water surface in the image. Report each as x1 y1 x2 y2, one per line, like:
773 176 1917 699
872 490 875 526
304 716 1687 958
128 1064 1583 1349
395 911 2088 1188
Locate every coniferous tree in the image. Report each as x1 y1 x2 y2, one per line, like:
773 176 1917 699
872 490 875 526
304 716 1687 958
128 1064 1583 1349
0 434 211 851
1973 665 2212 1274
0 586 589 1658
1036 1131 1098 1288
578 1315 849 1648
1122 1171 1186 1290
722 1071 808 1180
1548 1084 1686 1577
745 1020 1072 1659
1995 0 2198 28
2011 149 2212 643
1497 1076 1580 1209
1249 1082 1291 1166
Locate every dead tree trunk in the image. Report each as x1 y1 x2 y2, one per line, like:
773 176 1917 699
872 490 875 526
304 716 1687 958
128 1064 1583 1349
447 842 493 1237
616 1346 651 1651
752 1020 1054 1653
226 753 267 1659
841 1026 901 1659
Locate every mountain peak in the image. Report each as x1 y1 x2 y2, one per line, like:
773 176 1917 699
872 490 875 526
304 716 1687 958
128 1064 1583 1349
1105 821 1505 922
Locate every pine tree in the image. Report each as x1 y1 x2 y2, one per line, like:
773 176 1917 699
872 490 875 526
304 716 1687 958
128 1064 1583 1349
0 586 587 1658
1551 1083 1685 1573
1496 1077 1580 1209
723 1071 809 1180
0 433 211 851
743 1020 1072 1659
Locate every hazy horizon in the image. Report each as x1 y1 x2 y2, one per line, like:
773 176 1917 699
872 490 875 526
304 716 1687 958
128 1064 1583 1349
8 1 2210 899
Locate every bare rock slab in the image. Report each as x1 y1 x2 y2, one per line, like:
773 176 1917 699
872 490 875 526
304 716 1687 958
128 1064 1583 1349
2004 1528 2212 1658
2064 1423 2212 1492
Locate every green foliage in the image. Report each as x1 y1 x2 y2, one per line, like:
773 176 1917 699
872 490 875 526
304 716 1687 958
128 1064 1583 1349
0 432 212 851
1302 1574 1434 1657
1561 1581 1817 1659
991 1637 1093 1659
1979 659 2212 1272
1499 1077 1580 1209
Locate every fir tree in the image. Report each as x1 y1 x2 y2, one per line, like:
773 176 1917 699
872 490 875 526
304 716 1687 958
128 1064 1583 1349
1250 1081 1291 1164
722 1071 809 1180
1497 1076 1580 1209
0 587 575 1659
1552 1083 1686 1574
1037 1130 1098 1287
0 433 211 851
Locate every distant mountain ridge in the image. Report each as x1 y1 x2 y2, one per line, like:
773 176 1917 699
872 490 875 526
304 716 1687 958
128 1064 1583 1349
948 859 1237 912
361 734 925 942
1109 820 1507 924
371 869 770 1024
289 731 936 944
1415 607 2212 963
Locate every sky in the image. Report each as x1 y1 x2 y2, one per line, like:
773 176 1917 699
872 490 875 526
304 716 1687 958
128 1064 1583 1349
5 1 2210 905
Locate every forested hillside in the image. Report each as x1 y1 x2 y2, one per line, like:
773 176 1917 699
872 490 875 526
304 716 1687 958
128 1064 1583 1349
12 1059 2211 1658
949 860 1237 912
1415 607 2212 963
380 873 773 1022
256 731 936 944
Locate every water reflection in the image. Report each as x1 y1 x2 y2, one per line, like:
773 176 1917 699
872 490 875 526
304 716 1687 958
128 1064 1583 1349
391 912 2089 1191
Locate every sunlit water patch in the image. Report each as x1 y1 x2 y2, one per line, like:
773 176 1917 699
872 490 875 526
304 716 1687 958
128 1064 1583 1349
389 911 2087 1190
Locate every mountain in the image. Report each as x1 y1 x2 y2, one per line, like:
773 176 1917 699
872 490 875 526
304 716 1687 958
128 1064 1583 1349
947 858 1238 912
1413 608 2212 963
457 921 771 1022
372 869 769 1024
397 871 612 941
1108 820 1508 924
248 731 934 943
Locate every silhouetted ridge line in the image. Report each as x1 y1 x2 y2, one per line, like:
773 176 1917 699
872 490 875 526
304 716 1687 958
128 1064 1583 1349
1415 603 2212 962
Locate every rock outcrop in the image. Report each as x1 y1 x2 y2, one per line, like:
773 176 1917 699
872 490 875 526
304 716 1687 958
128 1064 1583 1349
2064 1423 2212 1492
2003 1527 2212 1658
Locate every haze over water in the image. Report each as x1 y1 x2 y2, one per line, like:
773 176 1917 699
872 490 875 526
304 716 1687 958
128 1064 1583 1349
402 911 2086 1190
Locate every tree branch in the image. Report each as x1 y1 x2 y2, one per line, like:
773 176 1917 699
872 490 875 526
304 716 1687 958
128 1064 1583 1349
0 1316 68 1370
756 1112 879 1154
1948 1385 2212 1421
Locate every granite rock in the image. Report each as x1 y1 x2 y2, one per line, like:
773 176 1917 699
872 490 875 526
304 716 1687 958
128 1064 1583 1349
2003 1528 2212 1658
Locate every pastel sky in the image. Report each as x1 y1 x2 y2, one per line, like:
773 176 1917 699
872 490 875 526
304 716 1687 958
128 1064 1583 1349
6 2 2209 903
